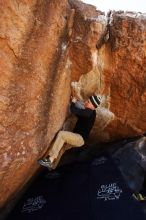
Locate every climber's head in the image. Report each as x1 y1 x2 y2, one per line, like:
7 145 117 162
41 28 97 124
84 95 101 110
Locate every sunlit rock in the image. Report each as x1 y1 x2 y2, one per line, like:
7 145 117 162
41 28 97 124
0 0 146 209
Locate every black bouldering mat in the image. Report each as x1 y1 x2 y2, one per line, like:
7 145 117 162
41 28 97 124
7 155 146 220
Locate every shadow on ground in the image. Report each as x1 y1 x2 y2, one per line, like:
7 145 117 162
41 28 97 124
4 136 146 220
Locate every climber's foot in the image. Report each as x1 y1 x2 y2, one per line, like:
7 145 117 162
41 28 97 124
38 157 53 171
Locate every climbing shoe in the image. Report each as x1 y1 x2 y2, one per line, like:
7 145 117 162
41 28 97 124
132 192 146 201
38 157 53 170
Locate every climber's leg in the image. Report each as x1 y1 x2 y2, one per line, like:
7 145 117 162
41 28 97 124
49 130 84 161
38 130 84 169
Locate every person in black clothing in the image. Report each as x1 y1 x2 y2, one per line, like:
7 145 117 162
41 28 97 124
38 95 101 169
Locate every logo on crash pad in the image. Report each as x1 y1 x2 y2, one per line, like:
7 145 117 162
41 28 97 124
97 183 122 201
92 157 107 166
21 195 46 213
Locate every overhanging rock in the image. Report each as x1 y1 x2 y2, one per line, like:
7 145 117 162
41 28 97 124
0 0 146 209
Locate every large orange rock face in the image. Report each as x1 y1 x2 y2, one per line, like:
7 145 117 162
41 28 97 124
0 0 71 207
106 12 146 140
68 6 146 142
0 0 146 208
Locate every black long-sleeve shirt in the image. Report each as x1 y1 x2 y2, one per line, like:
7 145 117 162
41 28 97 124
70 102 96 141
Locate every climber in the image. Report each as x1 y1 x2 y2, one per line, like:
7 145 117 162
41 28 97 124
38 94 101 170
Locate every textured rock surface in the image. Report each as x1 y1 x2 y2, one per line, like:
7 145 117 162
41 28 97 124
68 7 146 142
0 0 71 208
106 12 146 140
0 0 146 209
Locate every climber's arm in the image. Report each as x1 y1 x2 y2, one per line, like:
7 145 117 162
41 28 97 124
70 101 92 117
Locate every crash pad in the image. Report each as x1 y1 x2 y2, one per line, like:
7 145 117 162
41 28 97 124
7 154 146 220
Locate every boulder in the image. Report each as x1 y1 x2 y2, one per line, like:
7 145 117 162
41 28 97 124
0 0 71 208
0 0 146 208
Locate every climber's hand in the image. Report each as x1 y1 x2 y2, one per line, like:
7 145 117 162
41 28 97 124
71 96 77 103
